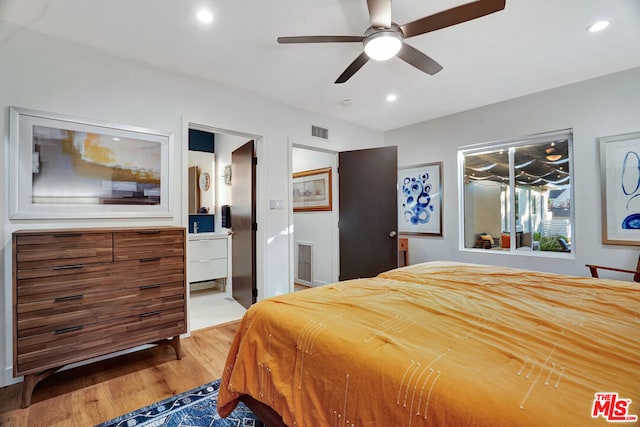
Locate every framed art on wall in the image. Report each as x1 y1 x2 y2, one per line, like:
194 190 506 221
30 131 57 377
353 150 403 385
292 167 332 212
398 162 443 236
599 131 640 245
9 106 173 219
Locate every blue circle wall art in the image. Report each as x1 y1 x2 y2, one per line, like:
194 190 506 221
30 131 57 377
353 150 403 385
621 150 640 230
398 162 442 236
599 131 640 245
402 174 433 225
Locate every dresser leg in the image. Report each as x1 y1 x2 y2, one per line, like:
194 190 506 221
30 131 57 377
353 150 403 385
21 374 37 408
21 368 58 408
170 335 182 360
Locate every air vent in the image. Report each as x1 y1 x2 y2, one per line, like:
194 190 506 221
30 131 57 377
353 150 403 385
296 241 313 286
311 125 329 140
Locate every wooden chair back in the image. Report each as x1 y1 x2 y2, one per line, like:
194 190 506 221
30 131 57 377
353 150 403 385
586 254 640 282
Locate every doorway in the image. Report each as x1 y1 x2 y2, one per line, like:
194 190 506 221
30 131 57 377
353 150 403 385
289 144 399 289
184 122 263 332
290 145 339 289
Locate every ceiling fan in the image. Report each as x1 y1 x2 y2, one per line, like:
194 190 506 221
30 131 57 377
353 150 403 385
277 0 506 84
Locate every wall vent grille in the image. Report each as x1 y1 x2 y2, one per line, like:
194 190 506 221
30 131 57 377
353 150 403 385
296 241 313 286
311 125 329 140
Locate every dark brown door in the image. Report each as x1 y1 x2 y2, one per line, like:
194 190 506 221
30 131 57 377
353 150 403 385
231 140 256 309
339 146 398 280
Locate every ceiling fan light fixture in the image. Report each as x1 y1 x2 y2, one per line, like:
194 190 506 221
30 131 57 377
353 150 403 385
364 31 402 61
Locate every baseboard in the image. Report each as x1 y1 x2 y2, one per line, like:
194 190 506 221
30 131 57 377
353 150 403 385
313 280 330 287
2 366 20 387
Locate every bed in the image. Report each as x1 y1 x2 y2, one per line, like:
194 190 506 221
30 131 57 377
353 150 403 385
217 261 640 426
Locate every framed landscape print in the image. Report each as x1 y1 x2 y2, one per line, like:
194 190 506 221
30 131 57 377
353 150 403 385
292 167 332 212
599 131 640 245
9 106 173 219
398 162 443 236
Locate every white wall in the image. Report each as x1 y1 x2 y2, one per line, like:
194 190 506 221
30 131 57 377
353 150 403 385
292 147 338 286
0 25 384 387
385 66 640 277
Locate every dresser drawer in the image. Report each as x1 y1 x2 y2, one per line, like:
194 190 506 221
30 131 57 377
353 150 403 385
15 232 113 269
16 263 117 303
114 229 184 261
116 257 185 288
16 282 185 338
16 305 186 376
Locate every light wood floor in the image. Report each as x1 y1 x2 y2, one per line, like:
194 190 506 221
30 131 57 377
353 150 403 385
0 321 239 427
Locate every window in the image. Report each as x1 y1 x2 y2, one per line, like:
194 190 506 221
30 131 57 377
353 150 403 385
459 130 573 255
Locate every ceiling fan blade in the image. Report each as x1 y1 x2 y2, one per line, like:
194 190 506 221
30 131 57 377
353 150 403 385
335 52 370 84
367 0 392 28
277 36 363 44
396 43 443 75
401 0 505 38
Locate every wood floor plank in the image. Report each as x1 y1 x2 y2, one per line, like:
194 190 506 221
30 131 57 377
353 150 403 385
0 321 239 426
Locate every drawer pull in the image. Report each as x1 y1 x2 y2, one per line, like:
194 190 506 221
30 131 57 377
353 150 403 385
53 264 84 270
54 294 83 302
138 230 161 234
140 284 161 290
55 325 83 334
140 257 161 263
53 233 82 238
140 311 162 318
198 259 210 263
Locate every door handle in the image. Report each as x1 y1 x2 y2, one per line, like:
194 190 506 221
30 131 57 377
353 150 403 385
389 231 397 238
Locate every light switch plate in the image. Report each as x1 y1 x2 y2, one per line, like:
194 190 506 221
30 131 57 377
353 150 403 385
269 198 285 210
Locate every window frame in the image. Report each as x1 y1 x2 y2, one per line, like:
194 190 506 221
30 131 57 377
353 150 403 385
457 129 575 258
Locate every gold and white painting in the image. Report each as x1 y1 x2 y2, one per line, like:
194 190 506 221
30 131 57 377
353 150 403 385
10 107 172 219
32 125 161 206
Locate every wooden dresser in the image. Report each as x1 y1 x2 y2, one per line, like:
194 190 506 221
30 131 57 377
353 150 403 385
12 226 186 408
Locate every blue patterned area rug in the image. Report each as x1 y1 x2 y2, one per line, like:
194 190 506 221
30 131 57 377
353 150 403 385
95 379 263 427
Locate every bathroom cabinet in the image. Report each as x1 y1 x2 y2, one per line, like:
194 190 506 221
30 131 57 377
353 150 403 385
187 234 228 286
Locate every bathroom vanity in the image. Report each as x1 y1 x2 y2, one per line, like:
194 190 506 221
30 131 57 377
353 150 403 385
187 232 229 290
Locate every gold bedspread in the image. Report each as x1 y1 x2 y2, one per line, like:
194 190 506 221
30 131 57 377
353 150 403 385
218 262 640 426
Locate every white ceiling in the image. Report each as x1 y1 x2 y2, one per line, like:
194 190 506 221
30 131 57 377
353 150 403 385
1 0 639 131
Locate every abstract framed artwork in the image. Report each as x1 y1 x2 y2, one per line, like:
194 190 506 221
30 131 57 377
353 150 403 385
599 131 640 245
398 162 443 236
9 106 173 219
292 167 332 212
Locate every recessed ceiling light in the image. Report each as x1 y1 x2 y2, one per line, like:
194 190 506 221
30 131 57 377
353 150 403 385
386 94 397 102
196 9 213 24
587 20 609 33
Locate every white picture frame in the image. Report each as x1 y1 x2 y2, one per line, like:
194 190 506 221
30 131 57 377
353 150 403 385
9 106 173 219
599 131 640 246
